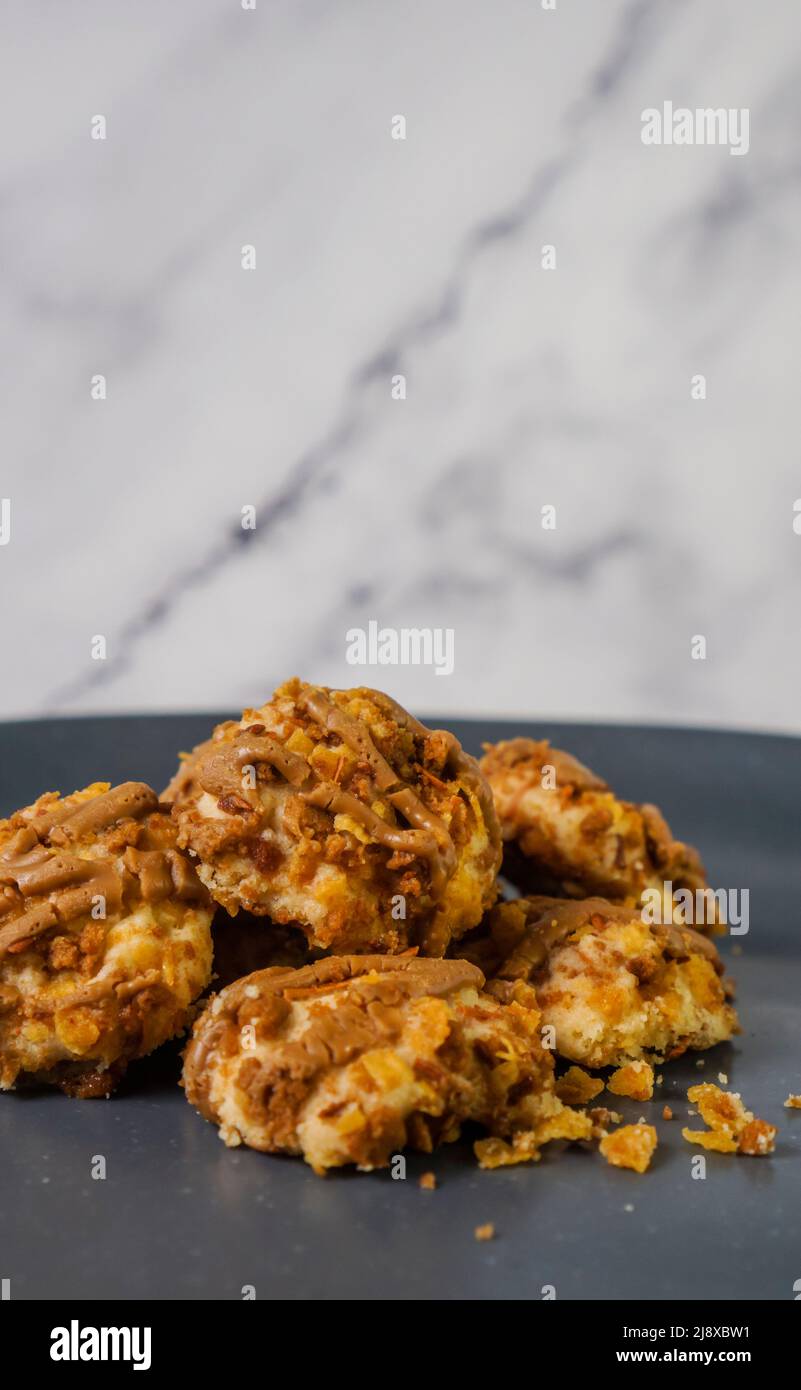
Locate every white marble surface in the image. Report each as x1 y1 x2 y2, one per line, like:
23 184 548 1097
2 0 800 731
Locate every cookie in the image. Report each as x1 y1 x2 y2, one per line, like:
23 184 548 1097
182 953 580 1173
167 680 501 956
457 895 738 1069
480 738 708 917
0 781 213 1095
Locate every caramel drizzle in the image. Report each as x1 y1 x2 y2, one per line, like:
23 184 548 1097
32 968 164 1014
195 687 495 897
495 899 724 980
652 920 723 971
228 952 484 1008
500 914 578 978
367 690 501 853
0 782 204 960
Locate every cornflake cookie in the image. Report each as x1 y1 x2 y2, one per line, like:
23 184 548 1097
480 739 708 917
168 680 501 956
182 954 586 1175
682 1083 777 1156
0 782 213 1095
457 896 738 1069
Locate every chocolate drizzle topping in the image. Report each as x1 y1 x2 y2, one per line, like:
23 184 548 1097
479 896 724 982
193 685 500 900
231 952 485 1004
0 782 206 960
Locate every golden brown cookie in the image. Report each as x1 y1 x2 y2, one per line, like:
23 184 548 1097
480 738 709 918
167 680 501 956
182 953 584 1174
457 896 738 1069
0 781 213 1095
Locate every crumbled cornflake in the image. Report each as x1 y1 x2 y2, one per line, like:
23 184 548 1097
474 1223 495 1242
682 1127 738 1154
738 1119 777 1156
474 1134 540 1170
474 1107 592 1169
555 1065 604 1105
599 1123 657 1174
361 1049 412 1090
588 1106 623 1137
285 728 315 757
336 1105 366 1134
784 1095 801 1110
688 1083 749 1136
608 1060 654 1102
537 1107 594 1144
683 1083 777 1157
418 1171 437 1191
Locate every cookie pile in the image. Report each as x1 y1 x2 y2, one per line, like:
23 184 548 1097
2 679 765 1174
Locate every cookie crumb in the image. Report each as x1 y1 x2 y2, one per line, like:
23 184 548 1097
695 1058 705 1069
662 1105 673 1121
588 1106 622 1137
784 1095 801 1110
718 1072 728 1085
599 1123 657 1174
418 1171 437 1191
474 1107 592 1169
589 1106 622 1126
682 1127 737 1153
474 1223 495 1242
682 1083 777 1157
608 1060 654 1102
555 1065 604 1105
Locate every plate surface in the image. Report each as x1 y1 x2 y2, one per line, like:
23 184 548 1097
1 714 799 1301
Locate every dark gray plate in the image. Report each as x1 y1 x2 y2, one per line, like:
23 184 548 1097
1 715 799 1301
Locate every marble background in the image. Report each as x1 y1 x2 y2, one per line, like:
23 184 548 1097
2 0 800 731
